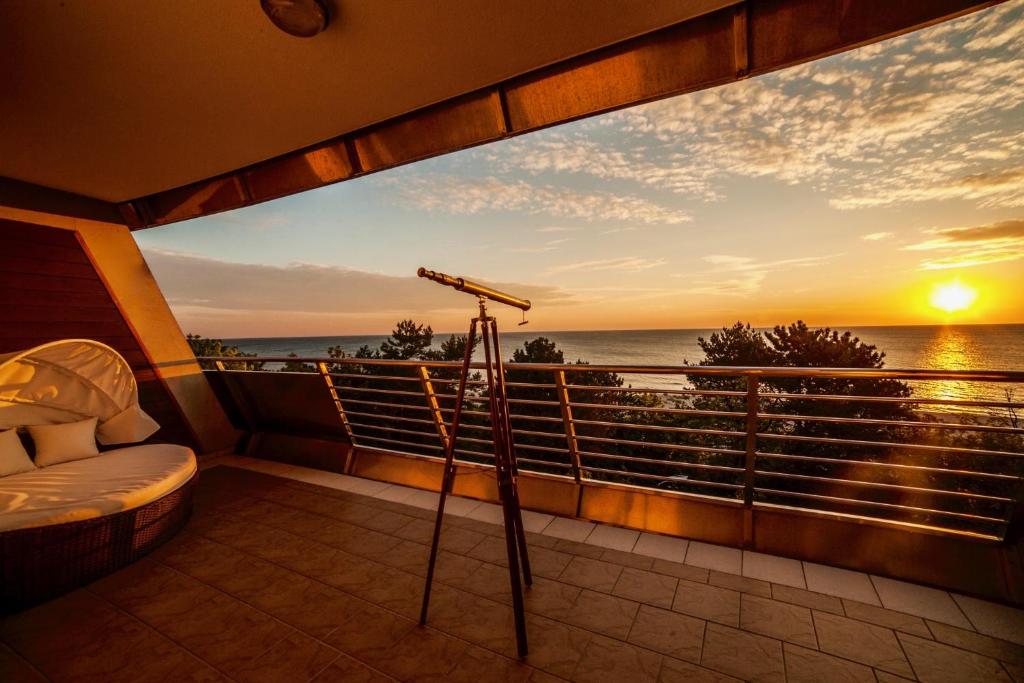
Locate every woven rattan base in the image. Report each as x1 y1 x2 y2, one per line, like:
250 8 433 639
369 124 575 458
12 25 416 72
0 473 196 612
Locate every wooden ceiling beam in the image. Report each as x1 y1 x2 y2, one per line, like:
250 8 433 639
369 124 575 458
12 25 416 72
121 0 1002 230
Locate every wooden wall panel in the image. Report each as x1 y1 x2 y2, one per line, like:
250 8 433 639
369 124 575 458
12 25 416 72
0 218 195 447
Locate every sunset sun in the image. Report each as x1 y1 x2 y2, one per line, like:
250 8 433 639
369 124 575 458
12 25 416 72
930 280 978 314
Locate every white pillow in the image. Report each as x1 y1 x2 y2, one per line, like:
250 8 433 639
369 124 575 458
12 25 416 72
0 429 36 476
28 417 100 467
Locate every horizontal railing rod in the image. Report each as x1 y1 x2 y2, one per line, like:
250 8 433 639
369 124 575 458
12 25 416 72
573 418 745 439
578 450 744 474
581 465 744 490
334 385 424 397
754 469 1014 503
569 402 746 419
755 487 1008 524
760 392 1024 409
343 410 436 426
756 432 1023 458
338 397 433 412
356 434 444 451
348 422 437 439
575 433 744 456
755 451 1022 481
329 372 421 382
565 384 746 398
758 412 1024 434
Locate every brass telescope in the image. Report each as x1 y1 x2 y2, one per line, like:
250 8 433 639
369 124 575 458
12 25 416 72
417 267 531 311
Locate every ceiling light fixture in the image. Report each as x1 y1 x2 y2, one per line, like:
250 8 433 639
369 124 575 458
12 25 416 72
260 0 329 38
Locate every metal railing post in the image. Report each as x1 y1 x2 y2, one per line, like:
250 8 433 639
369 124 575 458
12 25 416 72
743 374 759 547
554 370 583 484
317 361 357 473
418 365 451 453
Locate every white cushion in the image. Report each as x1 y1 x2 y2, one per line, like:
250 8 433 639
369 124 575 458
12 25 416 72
97 404 160 445
0 429 36 477
27 417 100 467
0 443 197 531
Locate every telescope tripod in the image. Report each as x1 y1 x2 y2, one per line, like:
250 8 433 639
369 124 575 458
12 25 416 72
419 296 532 658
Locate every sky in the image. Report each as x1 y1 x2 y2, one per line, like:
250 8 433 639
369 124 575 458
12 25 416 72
136 2 1024 338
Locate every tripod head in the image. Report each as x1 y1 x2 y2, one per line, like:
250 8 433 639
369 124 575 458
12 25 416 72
417 267 531 311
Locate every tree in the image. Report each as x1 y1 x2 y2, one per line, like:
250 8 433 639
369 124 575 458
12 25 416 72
281 352 315 373
186 334 263 370
379 320 434 360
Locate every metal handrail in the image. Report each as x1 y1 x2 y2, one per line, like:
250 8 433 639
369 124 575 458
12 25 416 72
200 354 1024 540
198 355 1024 380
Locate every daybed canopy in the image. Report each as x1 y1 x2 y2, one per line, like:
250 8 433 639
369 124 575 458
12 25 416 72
0 339 159 444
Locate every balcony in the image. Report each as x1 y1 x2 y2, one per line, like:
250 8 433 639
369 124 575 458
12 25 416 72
2 456 1022 682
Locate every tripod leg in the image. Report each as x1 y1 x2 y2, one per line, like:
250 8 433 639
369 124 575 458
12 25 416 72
481 318 529 657
489 319 533 586
420 319 478 625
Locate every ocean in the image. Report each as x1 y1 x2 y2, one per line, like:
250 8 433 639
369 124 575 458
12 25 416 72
225 324 1024 409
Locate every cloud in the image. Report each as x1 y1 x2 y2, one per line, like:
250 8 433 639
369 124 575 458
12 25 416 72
903 219 1024 269
676 254 834 296
484 1 1024 212
545 256 668 275
143 248 575 318
537 226 583 233
509 238 570 253
861 232 894 241
386 174 691 225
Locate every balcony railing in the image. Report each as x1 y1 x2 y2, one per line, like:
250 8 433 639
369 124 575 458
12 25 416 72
200 356 1024 542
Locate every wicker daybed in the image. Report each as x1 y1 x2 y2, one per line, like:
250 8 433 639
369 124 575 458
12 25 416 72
0 340 197 611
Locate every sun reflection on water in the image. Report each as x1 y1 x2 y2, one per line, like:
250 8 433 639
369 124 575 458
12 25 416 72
916 327 993 412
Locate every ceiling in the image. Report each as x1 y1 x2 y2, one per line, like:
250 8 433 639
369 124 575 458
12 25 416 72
0 0 732 202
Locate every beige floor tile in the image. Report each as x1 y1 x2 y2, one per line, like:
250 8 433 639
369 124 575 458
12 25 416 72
658 656 743 682
709 570 771 597
700 622 785 683
673 580 741 627
600 548 655 570
564 589 640 639
899 632 1012 683
770 584 843 615
813 610 914 678
953 594 1024 647
543 517 597 542
445 496 484 516
803 562 880 605
404 488 441 510
559 556 624 592
871 575 972 628
742 551 805 588
652 559 710 583
523 614 594 679
466 501 507 524
586 524 640 552
521 510 555 533
571 633 662 683
842 599 931 637
685 542 742 575
627 604 705 662
927 620 1024 666
633 532 689 563
782 643 874 683
740 594 817 647
613 567 678 608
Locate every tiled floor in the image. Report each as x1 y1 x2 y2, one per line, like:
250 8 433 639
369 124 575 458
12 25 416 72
2 461 1023 682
